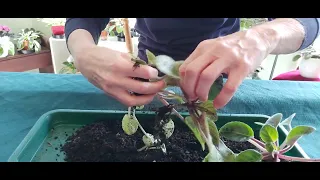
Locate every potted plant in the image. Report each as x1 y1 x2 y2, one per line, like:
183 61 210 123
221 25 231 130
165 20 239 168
57 50 320 162
15 28 42 54
59 55 80 74
0 25 14 38
292 45 320 79
107 18 125 42
37 18 66 39
0 36 15 58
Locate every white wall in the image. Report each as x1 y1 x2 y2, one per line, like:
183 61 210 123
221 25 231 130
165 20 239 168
0 18 53 37
0 18 33 34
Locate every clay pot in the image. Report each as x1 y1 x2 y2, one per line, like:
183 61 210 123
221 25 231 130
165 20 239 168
23 40 29 50
100 30 108 41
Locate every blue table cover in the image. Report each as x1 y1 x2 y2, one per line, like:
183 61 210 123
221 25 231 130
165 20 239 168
1 72 319 161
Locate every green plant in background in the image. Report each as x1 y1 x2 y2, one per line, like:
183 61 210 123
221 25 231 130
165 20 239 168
0 36 15 58
59 61 78 74
59 56 78 74
107 18 124 36
120 49 320 162
15 28 42 53
240 18 268 31
292 45 320 62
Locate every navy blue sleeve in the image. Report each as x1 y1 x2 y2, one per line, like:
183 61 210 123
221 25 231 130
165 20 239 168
65 18 110 45
268 18 320 50
294 18 320 50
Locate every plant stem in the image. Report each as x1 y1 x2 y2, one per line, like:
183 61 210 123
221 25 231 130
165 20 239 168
278 154 320 162
251 138 265 148
132 108 148 136
274 152 280 162
248 139 267 153
156 94 184 121
279 145 293 154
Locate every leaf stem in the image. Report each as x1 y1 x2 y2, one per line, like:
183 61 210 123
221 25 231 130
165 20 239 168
156 94 184 121
248 139 267 153
251 138 265 148
279 145 293 154
132 107 148 136
278 154 320 162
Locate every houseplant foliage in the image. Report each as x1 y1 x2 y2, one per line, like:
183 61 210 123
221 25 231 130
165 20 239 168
61 49 320 162
292 45 320 78
15 28 42 54
0 25 15 58
0 36 15 58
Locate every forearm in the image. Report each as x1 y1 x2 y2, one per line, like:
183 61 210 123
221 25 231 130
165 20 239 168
65 18 110 55
252 18 320 54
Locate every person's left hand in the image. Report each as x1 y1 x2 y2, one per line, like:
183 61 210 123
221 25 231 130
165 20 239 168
179 28 276 109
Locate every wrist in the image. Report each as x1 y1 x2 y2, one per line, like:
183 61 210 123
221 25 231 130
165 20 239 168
251 18 305 54
250 24 281 55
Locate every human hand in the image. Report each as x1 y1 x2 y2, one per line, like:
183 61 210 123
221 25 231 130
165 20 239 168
74 46 165 107
179 29 274 109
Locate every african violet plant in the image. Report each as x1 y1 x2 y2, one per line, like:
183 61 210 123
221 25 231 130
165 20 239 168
120 49 319 162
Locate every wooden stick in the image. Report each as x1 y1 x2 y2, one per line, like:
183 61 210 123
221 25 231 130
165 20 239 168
122 18 133 54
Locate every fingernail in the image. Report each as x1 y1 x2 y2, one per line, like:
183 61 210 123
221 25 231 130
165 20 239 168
148 68 159 79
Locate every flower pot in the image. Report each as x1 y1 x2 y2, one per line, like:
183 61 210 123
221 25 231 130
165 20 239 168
299 56 320 78
19 49 35 54
22 40 29 50
7 109 309 162
51 25 65 37
100 30 108 41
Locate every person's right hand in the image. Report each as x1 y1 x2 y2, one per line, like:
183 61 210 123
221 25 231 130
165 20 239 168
74 46 165 107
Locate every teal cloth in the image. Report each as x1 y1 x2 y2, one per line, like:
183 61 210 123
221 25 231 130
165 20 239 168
1 72 320 161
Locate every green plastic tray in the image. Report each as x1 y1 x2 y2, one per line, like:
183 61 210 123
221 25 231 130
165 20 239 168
8 109 309 162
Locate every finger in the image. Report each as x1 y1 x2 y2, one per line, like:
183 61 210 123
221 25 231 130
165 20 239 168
179 46 203 76
117 77 166 95
213 70 246 109
117 53 159 79
181 54 217 101
195 59 229 101
103 86 156 107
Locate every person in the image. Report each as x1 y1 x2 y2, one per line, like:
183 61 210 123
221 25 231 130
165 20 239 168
65 18 320 109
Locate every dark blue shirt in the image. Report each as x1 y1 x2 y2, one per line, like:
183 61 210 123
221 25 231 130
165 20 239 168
65 18 320 61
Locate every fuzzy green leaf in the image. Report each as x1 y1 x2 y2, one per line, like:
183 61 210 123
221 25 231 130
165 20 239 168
235 149 262 162
122 114 139 135
207 119 219 146
260 124 278 143
203 152 221 162
292 55 301 62
265 142 276 153
265 113 283 128
208 75 223 101
162 119 175 139
154 55 182 79
163 75 180 87
284 125 315 146
184 116 206 151
217 139 236 162
146 49 156 65
196 101 217 121
219 121 254 142
142 133 155 147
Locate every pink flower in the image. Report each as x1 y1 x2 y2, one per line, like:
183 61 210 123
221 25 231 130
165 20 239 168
2 25 10 32
0 25 10 32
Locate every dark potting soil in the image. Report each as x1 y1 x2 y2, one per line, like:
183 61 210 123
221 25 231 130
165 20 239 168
61 118 271 162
